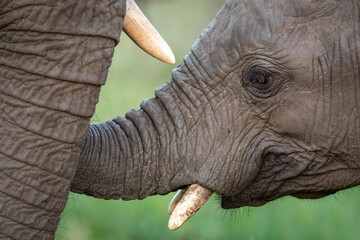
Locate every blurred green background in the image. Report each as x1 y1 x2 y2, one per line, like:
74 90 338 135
55 1 360 239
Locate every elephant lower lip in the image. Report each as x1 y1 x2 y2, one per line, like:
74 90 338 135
291 190 337 199
220 195 268 209
220 190 338 209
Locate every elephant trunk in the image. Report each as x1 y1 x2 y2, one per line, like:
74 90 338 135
0 0 125 239
71 69 197 199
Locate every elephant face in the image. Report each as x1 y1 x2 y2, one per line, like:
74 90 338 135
177 0 360 208
49 0 360 233
74 0 360 215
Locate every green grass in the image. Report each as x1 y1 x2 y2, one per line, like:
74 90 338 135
56 1 360 239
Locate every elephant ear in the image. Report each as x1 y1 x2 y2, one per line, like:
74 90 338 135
123 0 175 64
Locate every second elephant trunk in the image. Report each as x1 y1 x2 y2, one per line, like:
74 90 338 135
0 0 125 238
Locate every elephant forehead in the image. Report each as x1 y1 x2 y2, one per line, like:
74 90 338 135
191 0 346 76
282 0 339 18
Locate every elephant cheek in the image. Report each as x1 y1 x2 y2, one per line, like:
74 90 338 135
269 93 317 141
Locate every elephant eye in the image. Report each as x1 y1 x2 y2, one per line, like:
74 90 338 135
242 67 282 98
242 65 289 100
246 68 273 91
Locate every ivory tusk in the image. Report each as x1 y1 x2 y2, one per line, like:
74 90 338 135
168 184 213 231
123 0 176 64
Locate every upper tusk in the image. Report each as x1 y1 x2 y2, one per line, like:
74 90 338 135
168 184 213 231
123 0 176 64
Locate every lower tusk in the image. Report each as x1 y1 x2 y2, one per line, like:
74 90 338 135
123 0 176 64
168 184 213 231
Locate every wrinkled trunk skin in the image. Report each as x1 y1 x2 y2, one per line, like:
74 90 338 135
71 74 198 199
0 1 125 239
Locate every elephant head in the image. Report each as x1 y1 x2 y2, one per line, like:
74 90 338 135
72 0 360 231
1 0 359 238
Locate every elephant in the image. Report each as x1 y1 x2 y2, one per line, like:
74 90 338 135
1 0 360 239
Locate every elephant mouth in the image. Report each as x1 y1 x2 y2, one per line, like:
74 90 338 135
167 183 271 229
167 148 287 229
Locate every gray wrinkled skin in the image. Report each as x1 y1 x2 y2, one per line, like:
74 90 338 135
1 0 360 239
0 0 125 239
74 0 360 210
